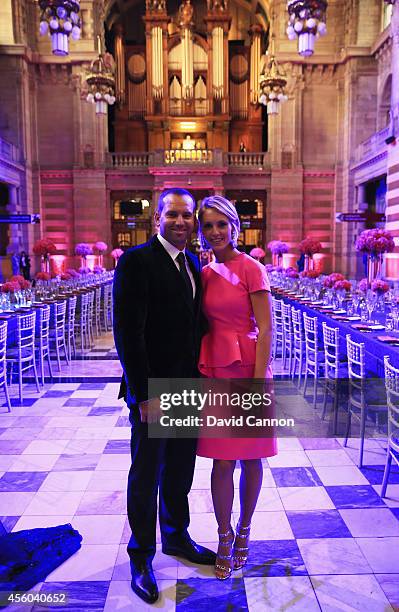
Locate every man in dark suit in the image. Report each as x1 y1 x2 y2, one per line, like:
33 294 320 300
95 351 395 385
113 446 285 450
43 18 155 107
113 188 215 604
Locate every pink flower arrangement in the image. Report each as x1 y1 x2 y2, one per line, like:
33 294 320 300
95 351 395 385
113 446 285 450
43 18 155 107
371 279 389 294
78 266 91 275
285 267 299 279
1 281 20 293
250 247 266 258
36 272 50 281
66 268 80 278
265 264 275 273
358 278 369 293
75 243 93 258
275 266 284 273
93 241 108 254
268 241 289 256
355 229 395 255
334 280 351 292
9 275 31 290
300 270 320 279
33 238 57 258
60 273 72 280
299 238 322 256
323 273 345 288
93 265 105 274
111 248 123 260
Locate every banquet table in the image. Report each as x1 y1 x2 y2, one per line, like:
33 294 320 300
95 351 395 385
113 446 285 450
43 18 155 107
275 290 399 377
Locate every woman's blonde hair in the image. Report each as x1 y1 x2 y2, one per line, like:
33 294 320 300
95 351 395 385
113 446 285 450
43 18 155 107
198 195 240 249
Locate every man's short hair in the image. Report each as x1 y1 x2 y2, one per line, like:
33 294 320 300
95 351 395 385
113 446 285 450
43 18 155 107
157 188 196 214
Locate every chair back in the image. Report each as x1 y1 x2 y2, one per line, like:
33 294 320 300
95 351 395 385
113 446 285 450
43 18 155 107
322 322 341 379
67 295 77 330
53 300 67 338
37 304 51 342
16 311 36 353
384 356 399 454
0 320 7 374
271 296 283 328
281 302 293 339
303 312 319 364
346 335 365 380
291 307 304 350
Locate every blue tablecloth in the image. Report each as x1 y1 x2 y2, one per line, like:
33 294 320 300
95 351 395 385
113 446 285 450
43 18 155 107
278 293 399 377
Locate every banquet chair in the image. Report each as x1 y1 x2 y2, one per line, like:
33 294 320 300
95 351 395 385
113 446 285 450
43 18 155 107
35 304 53 386
75 293 90 351
381 356 399 497
49 300 69 371
281 302 294 374
87 290 95 348
291 307 305 387
303 312 325 409
344 335 386 468
271 296 284 360
94 286 102 337
0 320 11 412
321 323 348 427
66 295 77 360
102 284 113 331
6 311 40 403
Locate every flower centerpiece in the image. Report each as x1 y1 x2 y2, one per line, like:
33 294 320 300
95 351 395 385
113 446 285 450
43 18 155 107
93 241 108 268
268 240 289 266
285 266 299 279
111 248 123 267
323 272 345 288
299 237 321 271
371 279 390 295
75 243 93 268
33 238 57 273
300 270 320 279
1 281 20 293
78 266 91 275
334 279 351 292
355 228 395 285
36 271 51 281
265 264 275 274
66 268 80 278
93 265 105 274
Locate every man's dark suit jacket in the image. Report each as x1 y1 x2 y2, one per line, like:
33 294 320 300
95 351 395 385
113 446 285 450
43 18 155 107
113 235 203 404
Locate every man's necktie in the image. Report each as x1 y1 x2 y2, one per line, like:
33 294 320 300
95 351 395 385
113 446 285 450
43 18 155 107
176 252 193 300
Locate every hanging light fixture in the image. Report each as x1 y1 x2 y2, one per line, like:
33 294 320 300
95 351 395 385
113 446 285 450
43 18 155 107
259 28 288 116
85 49 116 115
39 0 81 56
286 0 328 57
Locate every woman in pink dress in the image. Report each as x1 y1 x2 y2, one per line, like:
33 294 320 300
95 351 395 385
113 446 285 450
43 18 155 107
197 195 277 580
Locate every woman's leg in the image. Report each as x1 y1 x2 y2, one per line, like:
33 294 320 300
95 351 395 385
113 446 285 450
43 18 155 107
234 458 264 569
211 459 235 579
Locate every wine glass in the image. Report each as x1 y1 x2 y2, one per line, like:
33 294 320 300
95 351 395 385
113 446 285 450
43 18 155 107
366 290 377 323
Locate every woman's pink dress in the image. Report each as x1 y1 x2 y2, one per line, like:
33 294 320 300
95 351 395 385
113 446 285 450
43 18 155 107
197 252 277 460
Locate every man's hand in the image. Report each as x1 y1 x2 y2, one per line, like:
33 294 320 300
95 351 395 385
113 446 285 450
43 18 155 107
138 397 162 423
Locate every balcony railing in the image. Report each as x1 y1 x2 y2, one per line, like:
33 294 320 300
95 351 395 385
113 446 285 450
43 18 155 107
107 150 270 169
226 152 268 168
108 152 150 168
0 136 21 165
353 126 389 164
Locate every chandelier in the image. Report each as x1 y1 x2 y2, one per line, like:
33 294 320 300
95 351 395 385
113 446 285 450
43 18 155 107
286 0 328 57
39 0 81 56
259 38 288 115
85 52 116 115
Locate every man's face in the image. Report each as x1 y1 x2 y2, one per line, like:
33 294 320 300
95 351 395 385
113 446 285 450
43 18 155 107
155 194 195 250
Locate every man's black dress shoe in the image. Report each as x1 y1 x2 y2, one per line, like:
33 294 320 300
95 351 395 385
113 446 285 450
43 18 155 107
130 558 159 604
162 537 216 565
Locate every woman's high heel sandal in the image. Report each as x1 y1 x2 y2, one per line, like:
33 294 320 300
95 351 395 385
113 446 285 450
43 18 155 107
215 528 234 580
233 523 251 570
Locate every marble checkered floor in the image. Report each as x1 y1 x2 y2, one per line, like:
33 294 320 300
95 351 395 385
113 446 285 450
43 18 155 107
1 334 399 611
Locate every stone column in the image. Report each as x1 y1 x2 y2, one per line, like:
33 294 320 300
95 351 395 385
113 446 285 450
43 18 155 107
385 3 399 278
